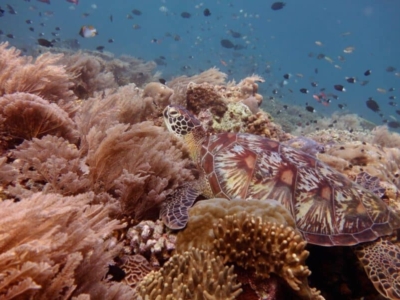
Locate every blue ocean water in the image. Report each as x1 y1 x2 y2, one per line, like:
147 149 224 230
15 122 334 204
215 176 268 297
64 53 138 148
1 0 399 128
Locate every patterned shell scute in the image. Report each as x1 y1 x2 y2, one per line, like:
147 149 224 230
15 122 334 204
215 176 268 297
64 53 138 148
200 133 400 246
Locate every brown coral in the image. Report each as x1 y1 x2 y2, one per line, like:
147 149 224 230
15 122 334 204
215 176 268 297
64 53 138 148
186 81 228 116
0 192 135 300
136 248 242 300
176 198 322 300
0 93 78 152
120 254 154 289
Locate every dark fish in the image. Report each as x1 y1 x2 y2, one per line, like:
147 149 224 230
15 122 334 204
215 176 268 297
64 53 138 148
0 8 4 17
396 110 400 116
55 26 61 31
317 53 325 59
234 44 246 50
37 38 53 47
283 105 288 109
389 96 396 100
220 39 235 49
389 87 395 92
386 66 396 72
132 9 142 16
159 78 166 84
389 101 397 106
314 68 318 74
110 14 113 22
334 84 346 92
364 69 371 76
229 30 241 38
96 46 104 51
272 89 278 94
6 34 14 39
154 58 167 66
366 98 380 112
306 106 315 113
203 8 211 16
7 4 17 14
388 121 400 128
38 0 50 3
338 104 345 109
283 73 290 79
311 82 318 87
300 88 309 94
345 77 356 83
271 2 286 10
360 80 369 86
108 38 114 43
181 12 191 18
26 19 33 24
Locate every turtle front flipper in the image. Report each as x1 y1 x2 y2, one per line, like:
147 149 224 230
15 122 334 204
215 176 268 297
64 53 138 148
160 183 201 230
354 238 400 299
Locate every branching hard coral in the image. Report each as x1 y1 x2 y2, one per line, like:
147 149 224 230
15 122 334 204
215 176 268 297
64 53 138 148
0 93 78 152
354 238 400 300
0 192 135 300
125 220 176 267
176 198 323 300
84 122 194 220
0 42 76 105
136 248 242 300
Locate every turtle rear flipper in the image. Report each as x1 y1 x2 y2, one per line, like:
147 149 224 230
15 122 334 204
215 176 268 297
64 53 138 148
355 238 400 299
160 184 200 230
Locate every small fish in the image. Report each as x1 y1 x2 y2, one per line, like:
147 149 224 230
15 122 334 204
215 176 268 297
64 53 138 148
271 2 286 10
396 110 400 116
126 14 133 19
55 27 61 31
364 69 372 76
389 96 396 100
181 12 191 18
96 46 105 51
324 56 334 64
82 13 90 18
386 66 396 72
317 53 325 59
6 34 15 39
389 87 395 92
159 78 166 84
79 25 97 38
311 82 318 87
283 73 290 79
300 88 309 94
110 14 113 22
315 41 323 46
366 98 380 112
108 38 114 43
334 85 346 92
0 8 4 17
377 88 386 94
341 31 351 36
29 27 34 32
345 77 356 83
334 65 342 70
360 80 369 86
388 121 400 129
37 38 53 47
67 0 79 4
389 102 397 107
338 104 345 109
203 8 211 16
37 0 50 3
132 24 141 29
314 68 318 74
26 19 33 24
132 9 142 16
338 55 345 62
7 4 17 14
220 39 235 49
343 46 355 54
272 89 278 95
306 106 316 113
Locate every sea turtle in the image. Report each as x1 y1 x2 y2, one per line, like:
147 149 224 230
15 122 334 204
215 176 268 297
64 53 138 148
160 104 400 298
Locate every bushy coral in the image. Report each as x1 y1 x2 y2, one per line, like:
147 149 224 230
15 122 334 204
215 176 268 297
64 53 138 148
0 192 135 300
136 248 242 300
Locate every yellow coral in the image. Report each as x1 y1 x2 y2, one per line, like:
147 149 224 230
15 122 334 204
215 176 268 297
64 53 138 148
136 248 242 300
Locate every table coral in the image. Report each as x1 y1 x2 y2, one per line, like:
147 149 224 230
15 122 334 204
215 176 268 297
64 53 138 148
136 248 242 300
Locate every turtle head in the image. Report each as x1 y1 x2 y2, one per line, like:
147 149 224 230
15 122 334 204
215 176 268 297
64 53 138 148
163 105 206 160
163 105 204 138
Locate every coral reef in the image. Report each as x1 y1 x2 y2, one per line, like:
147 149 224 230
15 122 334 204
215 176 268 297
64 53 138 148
120 254 154 289
125 220 176 267
136 248 242 300
176 198 322 299
0 192 135 300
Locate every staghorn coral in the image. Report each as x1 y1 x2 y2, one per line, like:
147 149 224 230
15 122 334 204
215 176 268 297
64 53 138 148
354 238 400 300
176 198 321 300
0 93 78 152
136 248 242 300
0 192 135 300
125 220 176 267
